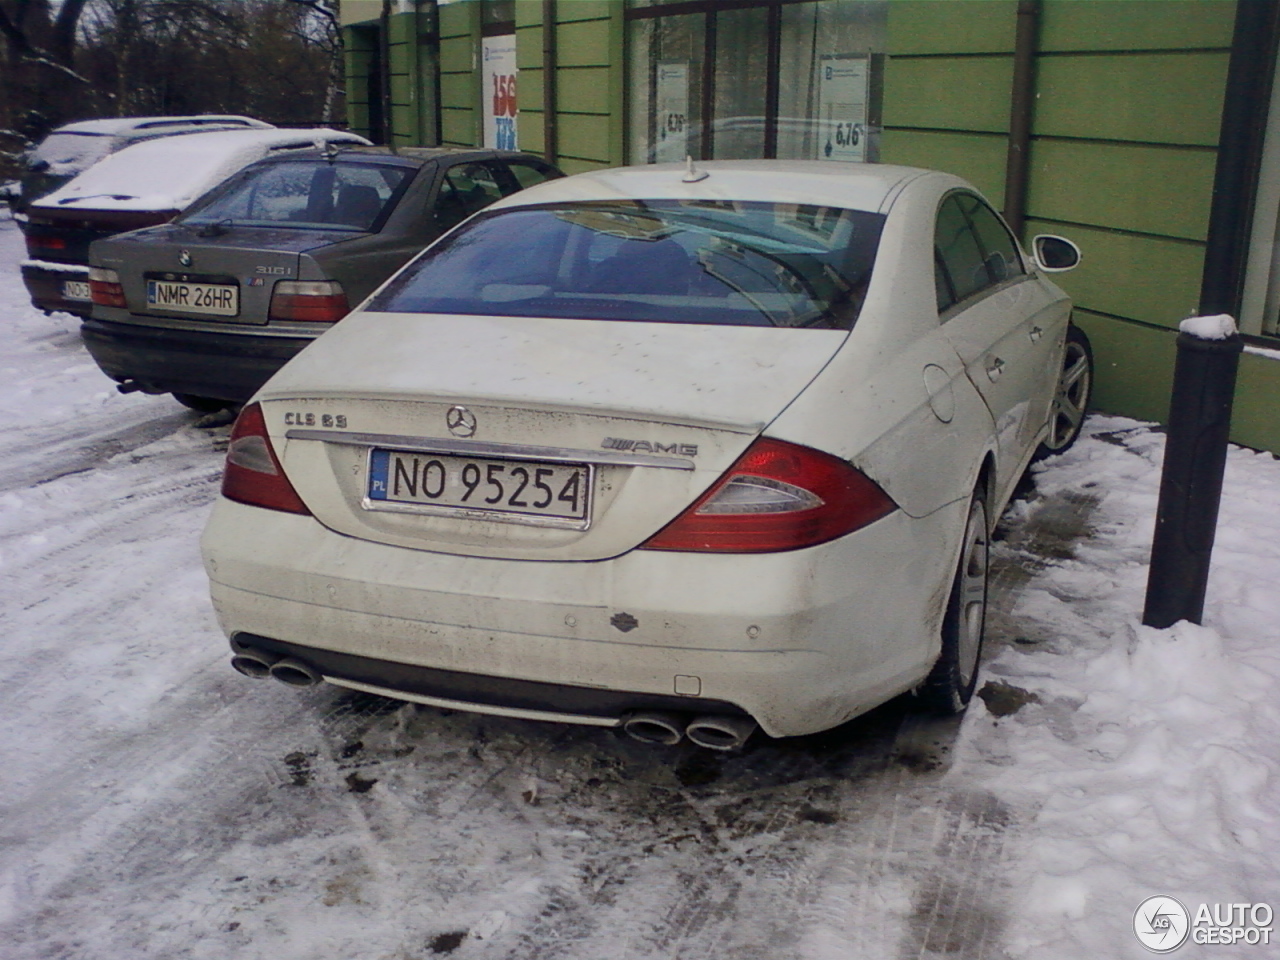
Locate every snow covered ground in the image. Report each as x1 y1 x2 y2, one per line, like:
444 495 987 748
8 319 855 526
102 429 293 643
1 210 1277 959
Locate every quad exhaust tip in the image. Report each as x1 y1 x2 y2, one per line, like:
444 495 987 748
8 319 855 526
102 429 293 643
622 711 685 746
230 649 277 679
268 657 322 687
685 715 758 751
622 711 758 750
230 648 321 688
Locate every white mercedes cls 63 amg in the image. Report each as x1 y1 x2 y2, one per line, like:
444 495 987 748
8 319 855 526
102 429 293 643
200 160 1089 749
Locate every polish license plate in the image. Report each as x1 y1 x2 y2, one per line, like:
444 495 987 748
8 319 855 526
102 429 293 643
62 279 91 301
367 449 591 525
146 279 238 316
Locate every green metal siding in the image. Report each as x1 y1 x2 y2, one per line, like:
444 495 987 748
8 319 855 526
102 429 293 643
1072 310 1177 424
1234 353 1280 453
1033 53 1229 147
882 1 1018 203
1027 140 1218 242
1038 0 1235 52
884 56 1013 134
887 0 1016 55
514 0 621 169
439 3 479 147
881 130 1008 202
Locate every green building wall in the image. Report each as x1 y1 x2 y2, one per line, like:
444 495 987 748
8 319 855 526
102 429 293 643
344 0 1280 454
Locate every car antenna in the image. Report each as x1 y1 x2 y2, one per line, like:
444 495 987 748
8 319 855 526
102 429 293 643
682 155 708 183
319 138 341 163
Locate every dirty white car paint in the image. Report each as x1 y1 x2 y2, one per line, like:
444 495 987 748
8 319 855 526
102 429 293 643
201 160 1084 743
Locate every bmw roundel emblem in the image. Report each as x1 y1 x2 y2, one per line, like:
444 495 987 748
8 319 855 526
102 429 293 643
178 249 192 267
446 405 477 438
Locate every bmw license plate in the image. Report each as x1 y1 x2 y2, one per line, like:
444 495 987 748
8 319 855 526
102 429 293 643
62 279 91 301
146 279 238 317
367 449 591 526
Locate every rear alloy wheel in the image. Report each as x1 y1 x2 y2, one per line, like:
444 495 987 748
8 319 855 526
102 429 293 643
1036 324 1093 459
917 488 989 714
173 393 230 413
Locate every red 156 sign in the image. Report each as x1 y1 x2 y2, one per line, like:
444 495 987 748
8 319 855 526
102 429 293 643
492 75 517 118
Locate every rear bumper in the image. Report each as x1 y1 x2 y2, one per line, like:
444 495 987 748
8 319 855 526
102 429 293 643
202 497 964 738
21 261 92 318
80 316 315 403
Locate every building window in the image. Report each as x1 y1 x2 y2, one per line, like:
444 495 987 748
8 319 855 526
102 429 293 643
627 0 886 165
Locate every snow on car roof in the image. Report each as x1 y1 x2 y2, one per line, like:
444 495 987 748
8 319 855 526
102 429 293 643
488 160 935 215
41 115 271 137
34 128 371 213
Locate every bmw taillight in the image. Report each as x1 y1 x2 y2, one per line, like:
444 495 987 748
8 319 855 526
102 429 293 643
640 437 897 553
221 403 310 515
88 266 127 307
268 280 349 323
26 233 65 255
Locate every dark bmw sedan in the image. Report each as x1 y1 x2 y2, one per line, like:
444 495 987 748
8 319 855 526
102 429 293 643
85 146 562 410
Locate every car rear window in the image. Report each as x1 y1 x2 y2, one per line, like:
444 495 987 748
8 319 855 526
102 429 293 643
181 160 412 232
370 199 885 330
31 132 113 175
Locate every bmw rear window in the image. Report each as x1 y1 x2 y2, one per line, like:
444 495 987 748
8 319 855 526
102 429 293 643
370 200 885 329
181 160 412 232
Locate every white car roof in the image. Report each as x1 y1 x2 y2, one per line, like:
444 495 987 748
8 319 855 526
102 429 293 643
35 128 371 213
488 160 935 215
43 115 272 137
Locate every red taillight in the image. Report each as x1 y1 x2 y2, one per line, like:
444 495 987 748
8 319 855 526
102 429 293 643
221 403 310 515
26 234 66 253
268 280 349 323
88 266 126 308
640 437 897 553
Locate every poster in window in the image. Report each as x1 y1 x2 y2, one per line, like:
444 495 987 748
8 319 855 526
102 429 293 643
817 55 869 162
654 62 689 163
483 34 518 150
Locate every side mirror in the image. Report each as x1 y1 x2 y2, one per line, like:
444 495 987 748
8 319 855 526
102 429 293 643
1032 234 1081 273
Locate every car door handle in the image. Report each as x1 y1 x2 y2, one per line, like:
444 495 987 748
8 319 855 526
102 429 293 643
1029 325 1043 343
986 356 1006 382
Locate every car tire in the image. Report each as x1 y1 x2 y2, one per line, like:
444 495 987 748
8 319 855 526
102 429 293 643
1034 324 1093 460
917 486 989 714
173 393 229 413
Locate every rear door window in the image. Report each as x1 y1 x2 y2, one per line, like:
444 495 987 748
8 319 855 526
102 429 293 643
934 192 1025 312
963 194 1025 284
503 160 561 193
435 162 505 231
934 195 989 310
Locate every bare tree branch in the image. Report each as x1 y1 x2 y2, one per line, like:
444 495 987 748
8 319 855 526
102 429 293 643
20 52 90 83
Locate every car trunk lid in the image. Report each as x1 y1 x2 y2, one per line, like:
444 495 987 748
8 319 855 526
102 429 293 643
93 224 360 326
255 311 847 561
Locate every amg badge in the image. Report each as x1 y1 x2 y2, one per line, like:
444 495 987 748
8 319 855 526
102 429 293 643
601 437 698 456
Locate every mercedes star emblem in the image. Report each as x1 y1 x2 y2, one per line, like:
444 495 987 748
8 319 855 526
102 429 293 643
178 249 192 267
446 405 477 438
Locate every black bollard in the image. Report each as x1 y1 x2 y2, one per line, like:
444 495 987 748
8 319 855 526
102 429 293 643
1142 321 1243 629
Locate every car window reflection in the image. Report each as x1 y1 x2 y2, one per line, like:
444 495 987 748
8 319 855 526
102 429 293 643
372 199 885 330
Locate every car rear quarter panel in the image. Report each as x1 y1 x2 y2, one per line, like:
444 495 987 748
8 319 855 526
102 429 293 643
766 171 996 520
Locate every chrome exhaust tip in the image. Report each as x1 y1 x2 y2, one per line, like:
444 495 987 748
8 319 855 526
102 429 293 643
268 657 322 687
621 711 686 746
230 650 277 679
685 715 758 751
